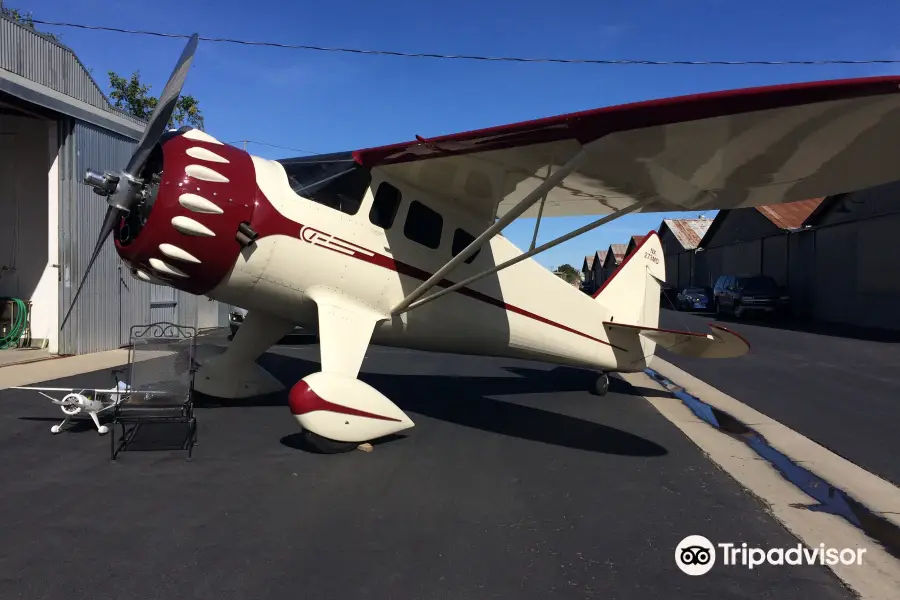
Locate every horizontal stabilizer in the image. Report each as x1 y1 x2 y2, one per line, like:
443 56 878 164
602 322 750 359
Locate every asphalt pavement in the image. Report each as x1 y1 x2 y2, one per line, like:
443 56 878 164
0 338 853 600
658 308 900 487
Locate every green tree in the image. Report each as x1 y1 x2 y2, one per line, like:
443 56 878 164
1 1 62 42
557 263 577 277
555 263 579 283
108 70 205 130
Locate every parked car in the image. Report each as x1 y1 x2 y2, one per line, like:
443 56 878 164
675 287 713 311
712 274 788 318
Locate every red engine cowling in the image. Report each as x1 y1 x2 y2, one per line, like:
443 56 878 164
114 130 261 296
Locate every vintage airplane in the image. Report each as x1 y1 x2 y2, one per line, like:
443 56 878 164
14 381 132 435
60 33 900 452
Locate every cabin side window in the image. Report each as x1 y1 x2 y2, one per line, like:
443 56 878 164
404 200 443 249
451 228 480 264
278 154 372 216
369 182 402 229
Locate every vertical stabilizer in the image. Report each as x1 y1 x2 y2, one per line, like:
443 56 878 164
593 232 666 357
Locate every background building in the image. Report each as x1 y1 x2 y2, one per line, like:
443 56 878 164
794 183 900 330
580 254 595 293
693 199 822 291
0 14 228 357
657 217 712 290
600 244 627 284
580 249 609 294
623 235 645 258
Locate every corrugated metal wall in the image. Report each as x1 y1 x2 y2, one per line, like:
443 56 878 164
177 290 199 329
677 252 692 288
149 284 178 325
58 119 224 354
0 15 144 127
197 296 222 329
59 119 136 354
761 235 788 285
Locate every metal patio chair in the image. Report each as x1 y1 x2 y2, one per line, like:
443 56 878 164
109 322 199 462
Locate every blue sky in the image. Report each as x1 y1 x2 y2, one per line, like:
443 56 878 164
21 0 900 269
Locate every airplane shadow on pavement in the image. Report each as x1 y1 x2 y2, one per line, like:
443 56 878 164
193 351 670 458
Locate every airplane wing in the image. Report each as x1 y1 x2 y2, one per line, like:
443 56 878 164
353 76 900 224
12 385 150 394
13 387 100 393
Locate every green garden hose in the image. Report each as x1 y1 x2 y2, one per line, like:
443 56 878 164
0 298 28 349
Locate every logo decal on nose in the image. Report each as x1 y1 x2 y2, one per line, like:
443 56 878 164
299 225 374 257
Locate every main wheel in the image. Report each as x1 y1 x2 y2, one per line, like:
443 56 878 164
301 429 360 454
592 373 610 396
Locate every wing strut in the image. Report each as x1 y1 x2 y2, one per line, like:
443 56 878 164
398 196 655 315
390 148 589 315
529 163 552 251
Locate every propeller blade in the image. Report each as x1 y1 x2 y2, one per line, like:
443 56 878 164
124 33 199 177
60 206 123 330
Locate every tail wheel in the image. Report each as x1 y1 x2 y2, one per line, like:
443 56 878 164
301 429 360 454
591 373 610 397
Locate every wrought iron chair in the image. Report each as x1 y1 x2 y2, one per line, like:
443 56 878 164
109 322 199 461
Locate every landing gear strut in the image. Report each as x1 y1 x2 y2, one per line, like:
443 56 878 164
593 373 610 396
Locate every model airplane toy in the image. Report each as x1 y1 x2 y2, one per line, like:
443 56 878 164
14 381 133 435
55 33 900 452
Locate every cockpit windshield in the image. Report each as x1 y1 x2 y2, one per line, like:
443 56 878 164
277 152 373 216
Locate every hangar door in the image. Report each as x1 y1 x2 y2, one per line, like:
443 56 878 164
847 215 900 330
813 225 856 326
0 115 56 351
0 133 15 297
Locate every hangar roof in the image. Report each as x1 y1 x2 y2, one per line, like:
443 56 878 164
0 13 145 138
660 218 713 250
755 198 824 230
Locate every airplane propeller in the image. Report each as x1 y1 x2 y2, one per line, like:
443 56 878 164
60 33 200 330
52 393 84 415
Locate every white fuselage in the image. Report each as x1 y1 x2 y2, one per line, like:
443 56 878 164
207 156 637 372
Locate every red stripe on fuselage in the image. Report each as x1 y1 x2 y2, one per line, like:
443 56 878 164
251 209 620 350
364 248 617 348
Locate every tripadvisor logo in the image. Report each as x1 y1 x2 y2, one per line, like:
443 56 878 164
675 535 867 575
676 535 716 576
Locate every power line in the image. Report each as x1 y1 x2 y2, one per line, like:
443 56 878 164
32 19 900 66
225 139 323 155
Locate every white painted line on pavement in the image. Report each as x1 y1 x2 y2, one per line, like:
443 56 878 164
648 356 900 528
622 370 900 600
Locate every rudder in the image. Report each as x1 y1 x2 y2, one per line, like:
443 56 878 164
593 231 665 330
